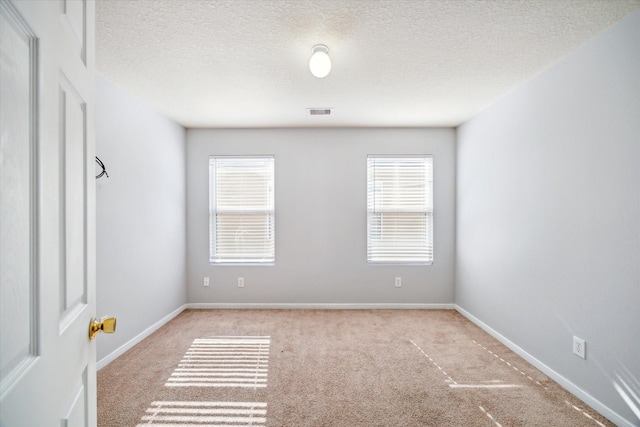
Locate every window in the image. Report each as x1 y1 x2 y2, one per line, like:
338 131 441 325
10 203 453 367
367 155 433 264
209 156 275 264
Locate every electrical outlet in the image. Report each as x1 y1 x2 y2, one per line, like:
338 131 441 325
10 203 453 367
203 277 209 287
573 336 586 359
238 277 245 288
395 277 402 288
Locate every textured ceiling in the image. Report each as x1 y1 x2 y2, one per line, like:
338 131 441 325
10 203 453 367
96 0 639 128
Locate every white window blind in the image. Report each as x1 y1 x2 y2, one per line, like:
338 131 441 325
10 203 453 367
367 156 433 264
209 156 275 264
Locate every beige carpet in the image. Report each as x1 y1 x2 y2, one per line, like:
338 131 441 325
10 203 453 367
98 309 613 426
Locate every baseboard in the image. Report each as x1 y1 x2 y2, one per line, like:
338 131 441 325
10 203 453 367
455 305 634 427
97 304 187 370
187 303 455 310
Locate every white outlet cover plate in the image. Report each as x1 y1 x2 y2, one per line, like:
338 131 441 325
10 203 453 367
573 336 586 359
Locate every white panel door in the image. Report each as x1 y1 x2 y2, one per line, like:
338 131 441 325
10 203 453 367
0 0 97 426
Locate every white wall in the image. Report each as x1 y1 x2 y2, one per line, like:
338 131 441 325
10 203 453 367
95 75 187 363
187 128 455 306
456 9 640 426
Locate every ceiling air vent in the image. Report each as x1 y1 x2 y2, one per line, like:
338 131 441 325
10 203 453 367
307 108 333 116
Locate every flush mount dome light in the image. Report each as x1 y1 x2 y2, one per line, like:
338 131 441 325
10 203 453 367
309 44 331 78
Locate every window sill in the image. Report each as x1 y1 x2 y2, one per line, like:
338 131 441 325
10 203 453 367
368 261 433 266
210 262 275 267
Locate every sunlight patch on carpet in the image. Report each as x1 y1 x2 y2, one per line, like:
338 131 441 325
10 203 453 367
450 384 523 389
565 400 607 427
166 336 270 388
410 339 522 390
479 405 503 427
473 340 544 388
137 400 267 426
409 339 457 385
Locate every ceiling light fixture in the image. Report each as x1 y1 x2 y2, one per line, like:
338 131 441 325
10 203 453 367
309 44 331 78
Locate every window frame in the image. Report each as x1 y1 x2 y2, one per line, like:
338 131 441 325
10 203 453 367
366 154 434 265
209 155 275 265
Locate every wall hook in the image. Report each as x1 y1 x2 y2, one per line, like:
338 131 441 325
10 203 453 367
96 156 109 179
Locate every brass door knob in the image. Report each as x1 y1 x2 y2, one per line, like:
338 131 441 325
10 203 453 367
89 316 117 340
